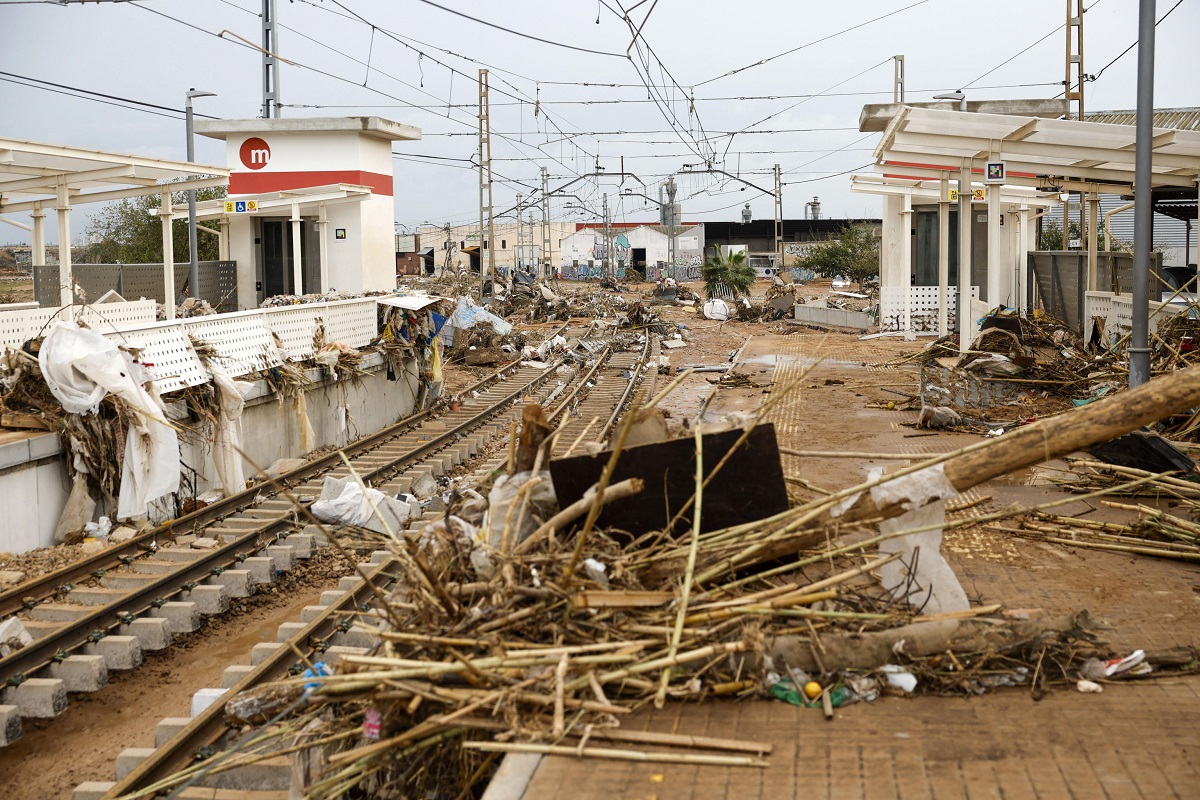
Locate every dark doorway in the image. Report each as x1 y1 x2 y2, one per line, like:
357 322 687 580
260 218 316 300
631 247 647 269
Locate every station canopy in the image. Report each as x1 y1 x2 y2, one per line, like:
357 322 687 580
874 107 1200 194
0 137 228 214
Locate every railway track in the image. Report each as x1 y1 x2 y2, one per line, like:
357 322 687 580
86 330 658 799
0 322 633 737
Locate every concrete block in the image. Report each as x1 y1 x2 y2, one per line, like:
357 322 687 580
334 624 382 650
286 533 314 559
69 587 128 606
191 688 226 717
71 782 116 800
0 705 22 746
250 642 283 665
221 665 254 689
243 557 274 586
85 635 143 671
152 601 200 634
184 585 230 615
319 590 343 606
5 678 67 718
318 645 368 667
276 621 306 642
367 550 391 565
388 475 414 495
27 603 90 623
124 617 171 651
131 559 181 575
266 544 295 572
115 748 155 781
212 569 251 598
300 605 328 623
302 524 334 548
100 573 158 591
155 717 191 747
338 575 361 592
50 655 108 692
155 546 205 562
197 755 290 791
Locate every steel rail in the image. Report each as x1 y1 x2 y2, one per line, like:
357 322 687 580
0 324 573 619
102 557 403 799
0 359 569 686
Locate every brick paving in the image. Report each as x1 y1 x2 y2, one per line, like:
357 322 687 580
512 334 1200 799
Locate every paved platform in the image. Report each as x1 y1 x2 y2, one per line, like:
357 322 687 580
508 332 1200 799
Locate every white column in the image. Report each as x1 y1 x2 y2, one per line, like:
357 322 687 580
160 191 176 320
218 217 230 262
290 202 304 296
31 202 46 270
958 159 973 352
317 202 329 293
986 165 1002 308
1087 194 1099 292
938 174 950 336
901 189 914 339
1017 206 1031 315
55 181 73 307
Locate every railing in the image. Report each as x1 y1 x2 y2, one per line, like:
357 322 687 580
880 286 978 333
33 261 238 311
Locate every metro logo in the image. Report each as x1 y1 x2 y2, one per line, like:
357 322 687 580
239 137 271 170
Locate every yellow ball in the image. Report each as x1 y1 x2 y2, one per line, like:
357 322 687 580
886 401 895 410
803 681 822 700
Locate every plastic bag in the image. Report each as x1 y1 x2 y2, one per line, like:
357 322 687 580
485 471 558 549
917 405 962 429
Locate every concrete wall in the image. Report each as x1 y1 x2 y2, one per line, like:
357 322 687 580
0 354 421 554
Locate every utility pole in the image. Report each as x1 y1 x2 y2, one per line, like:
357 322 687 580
893 55 905 103
602 194 612 278
663 176 678 276
540 167 552 279
1065 0 1087 259
261 0 281 118
186 89 217 302
477 69 495 300
515 193 523 273
773 163 783 271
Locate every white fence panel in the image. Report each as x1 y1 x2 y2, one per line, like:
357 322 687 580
880 286 979 333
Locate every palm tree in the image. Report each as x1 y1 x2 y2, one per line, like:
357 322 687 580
701 249 756 299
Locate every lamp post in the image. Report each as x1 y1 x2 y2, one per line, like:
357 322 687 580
186 89 217 303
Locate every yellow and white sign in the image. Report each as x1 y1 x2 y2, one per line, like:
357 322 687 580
223 200 259 214
947 188 987 203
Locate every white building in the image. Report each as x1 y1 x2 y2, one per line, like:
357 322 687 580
558 224 705 273
414 221 577 276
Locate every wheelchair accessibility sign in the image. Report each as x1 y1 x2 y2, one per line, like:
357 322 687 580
223 200 259 213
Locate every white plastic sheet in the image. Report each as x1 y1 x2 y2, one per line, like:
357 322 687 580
209 362 254 497
39 322 180 520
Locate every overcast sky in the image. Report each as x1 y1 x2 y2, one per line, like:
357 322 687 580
2 0 1197 245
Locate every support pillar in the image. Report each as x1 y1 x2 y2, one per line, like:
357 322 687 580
1017 206 1032 315
986 153 1002 308
938 173 950 336
290 202 303 296
901 189 913 339
31 203 46 272
317 202 329 293
159 191 176 319
958 159 974 352
218 217 230 262
56 182 73 308
1087 193 1099 292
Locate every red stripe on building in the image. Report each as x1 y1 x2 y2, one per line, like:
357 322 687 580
229 169 393 196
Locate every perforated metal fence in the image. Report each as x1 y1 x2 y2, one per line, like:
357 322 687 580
34 261 238 311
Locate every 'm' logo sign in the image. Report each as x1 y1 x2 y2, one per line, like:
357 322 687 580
239 137 271 170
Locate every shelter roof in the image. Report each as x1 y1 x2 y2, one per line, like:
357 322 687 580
873 107 1200 192
0 137 228 214
196 116 421 142
850 174 1059 207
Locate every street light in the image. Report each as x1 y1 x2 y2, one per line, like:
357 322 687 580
186 88 217 303
933 90 966 111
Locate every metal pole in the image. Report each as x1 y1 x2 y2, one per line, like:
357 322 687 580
186 89 215 303
937 173 950 336
262 0 281 118
1129 0 1156 387
774 163 783 272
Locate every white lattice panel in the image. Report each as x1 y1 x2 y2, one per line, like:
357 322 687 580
321 299 378 348
0 301 157 349
262 306 321 360
880 286 978 332
185 316 282 378
1110 296 1133 335
117 324 209 395
1085 292 1114 324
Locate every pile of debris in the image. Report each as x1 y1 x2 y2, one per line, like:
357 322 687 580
152 368 1200 798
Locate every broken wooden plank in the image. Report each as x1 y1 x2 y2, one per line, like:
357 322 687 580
571 590 673 609
1 412 49 430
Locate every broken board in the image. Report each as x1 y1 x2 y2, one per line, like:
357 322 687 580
549 423 789 537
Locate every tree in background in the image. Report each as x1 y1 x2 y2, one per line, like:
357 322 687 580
701 248 756 298
1037 218 1128 251
797 224 880 287
84 185 227 264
